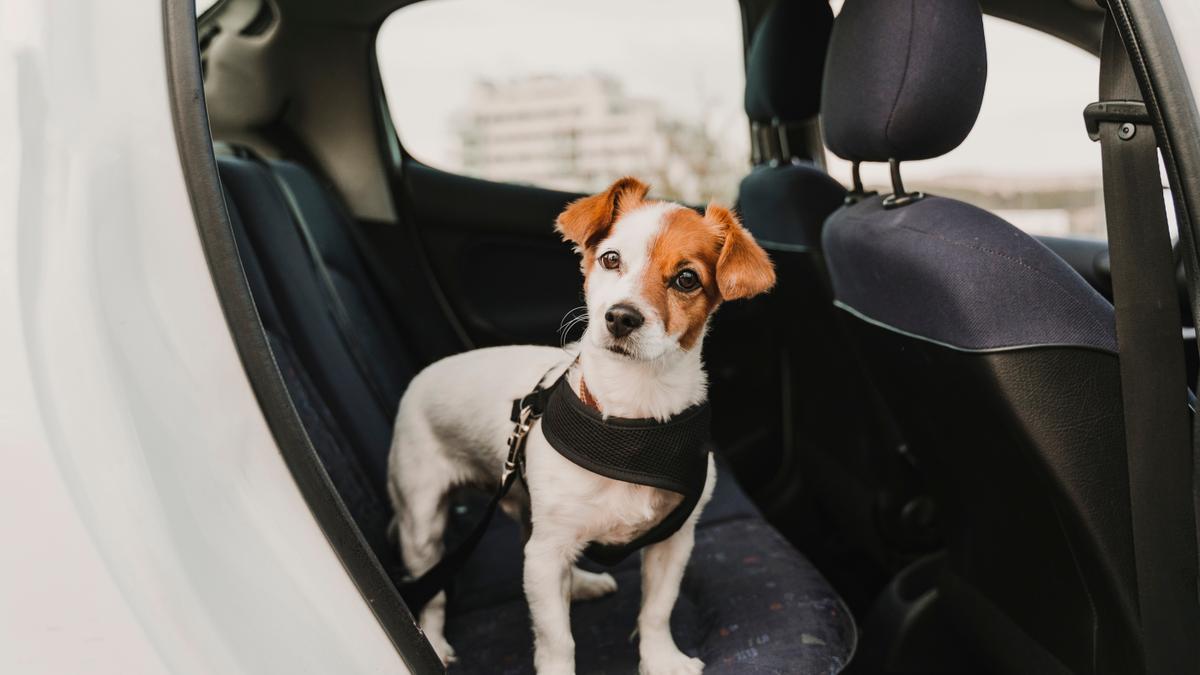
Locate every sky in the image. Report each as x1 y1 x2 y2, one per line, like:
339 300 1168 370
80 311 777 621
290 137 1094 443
377 0 1104 189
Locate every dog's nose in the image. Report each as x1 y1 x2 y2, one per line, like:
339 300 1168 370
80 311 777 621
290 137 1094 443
604 304 644 338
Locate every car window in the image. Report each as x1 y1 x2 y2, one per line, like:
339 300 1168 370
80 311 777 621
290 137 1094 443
827 14 1107 241
375 0 748 205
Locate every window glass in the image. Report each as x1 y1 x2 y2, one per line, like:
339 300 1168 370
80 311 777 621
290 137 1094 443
826 14 1107 240
376 0 748 204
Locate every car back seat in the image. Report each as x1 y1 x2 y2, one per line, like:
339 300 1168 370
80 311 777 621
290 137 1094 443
215 153 857 673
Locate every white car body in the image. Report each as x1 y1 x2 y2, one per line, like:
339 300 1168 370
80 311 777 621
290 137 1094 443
1 1 406 673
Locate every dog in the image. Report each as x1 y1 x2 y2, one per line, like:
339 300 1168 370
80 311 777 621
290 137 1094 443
387 176 775 674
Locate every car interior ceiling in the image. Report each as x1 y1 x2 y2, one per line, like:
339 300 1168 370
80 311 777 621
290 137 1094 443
194 0 1196 672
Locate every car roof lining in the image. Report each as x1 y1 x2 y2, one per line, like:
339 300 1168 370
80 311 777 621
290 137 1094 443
197 0 1105 220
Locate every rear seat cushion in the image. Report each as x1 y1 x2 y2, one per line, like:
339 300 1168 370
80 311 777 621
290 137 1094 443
446 478 856 675
216 154 857 673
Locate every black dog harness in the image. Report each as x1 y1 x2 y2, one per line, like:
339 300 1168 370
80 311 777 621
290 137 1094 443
400 368 712 610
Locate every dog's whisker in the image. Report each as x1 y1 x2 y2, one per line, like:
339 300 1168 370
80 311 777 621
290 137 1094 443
559 320 587 343
557 310 588 334
557 306 588 330
557 314 588 334
559 314 589 346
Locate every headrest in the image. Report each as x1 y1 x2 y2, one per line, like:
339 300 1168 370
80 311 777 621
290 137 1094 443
821 0 987 162
744 0 835 123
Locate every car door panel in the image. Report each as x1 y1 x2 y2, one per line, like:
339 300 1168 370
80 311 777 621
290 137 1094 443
392 161 585 347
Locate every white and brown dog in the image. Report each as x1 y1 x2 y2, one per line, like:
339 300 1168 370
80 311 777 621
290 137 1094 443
387 177 775 674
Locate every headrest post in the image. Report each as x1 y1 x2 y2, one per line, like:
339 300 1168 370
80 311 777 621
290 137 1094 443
843 161 879 205
882 158 925 209
775 118 793 163
889 158 906 196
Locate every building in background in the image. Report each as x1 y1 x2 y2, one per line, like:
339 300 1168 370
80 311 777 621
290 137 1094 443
454 73 744 204
455 74 1109 240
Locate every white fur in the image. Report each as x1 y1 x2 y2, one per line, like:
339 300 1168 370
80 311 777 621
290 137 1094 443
388 204 715 674
586 202 681 366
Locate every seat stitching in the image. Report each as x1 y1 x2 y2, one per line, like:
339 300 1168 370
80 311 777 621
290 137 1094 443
883 0 917 151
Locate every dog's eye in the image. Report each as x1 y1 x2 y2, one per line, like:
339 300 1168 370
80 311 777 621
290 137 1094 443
672 270 701 292
599 251 621 270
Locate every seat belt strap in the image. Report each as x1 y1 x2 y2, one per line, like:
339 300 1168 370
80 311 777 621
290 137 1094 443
1094 13 1200 672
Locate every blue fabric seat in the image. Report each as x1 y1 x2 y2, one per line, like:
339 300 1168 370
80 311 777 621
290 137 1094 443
824 195 1116 353
736 0 845 249
215 154 857 672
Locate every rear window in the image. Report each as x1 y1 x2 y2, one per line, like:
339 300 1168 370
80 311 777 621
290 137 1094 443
375 0 748 204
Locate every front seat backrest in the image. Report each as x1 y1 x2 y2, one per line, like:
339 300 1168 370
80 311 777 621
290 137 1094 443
738 0 845 247
820 1 1139 673
725 0 939 586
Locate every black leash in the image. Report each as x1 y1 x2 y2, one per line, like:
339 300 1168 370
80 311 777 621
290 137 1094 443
398 370 557 611
1092 10 1200 671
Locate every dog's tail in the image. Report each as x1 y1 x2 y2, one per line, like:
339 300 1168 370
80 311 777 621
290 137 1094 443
386 513 399 547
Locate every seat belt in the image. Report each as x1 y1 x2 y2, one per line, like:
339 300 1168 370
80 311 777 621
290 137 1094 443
261 161 397 418
1090 12 1200 672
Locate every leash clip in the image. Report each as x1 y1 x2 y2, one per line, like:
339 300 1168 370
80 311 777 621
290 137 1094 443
503 404 536 483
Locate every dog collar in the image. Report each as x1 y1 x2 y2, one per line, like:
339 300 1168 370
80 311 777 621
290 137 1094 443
538 375 712 566
577 375 601 411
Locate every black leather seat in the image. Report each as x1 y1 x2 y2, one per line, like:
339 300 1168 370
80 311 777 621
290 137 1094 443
725 0 934 602
215 154 857 672
820 1 1139 672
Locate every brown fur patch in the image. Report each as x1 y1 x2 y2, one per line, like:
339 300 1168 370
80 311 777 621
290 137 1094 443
555 177 650 271
642 208 724 350
640 204 776 350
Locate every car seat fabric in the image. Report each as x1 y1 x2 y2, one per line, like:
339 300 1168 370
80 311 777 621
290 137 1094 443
447 517 857 675
218 157 396 487
743 0 833 124
738 0 846 249
224 192 400 568
823 195 1117 352
821 0 987 163
738 163 847 249
816 0 1140 670
215 154 857 673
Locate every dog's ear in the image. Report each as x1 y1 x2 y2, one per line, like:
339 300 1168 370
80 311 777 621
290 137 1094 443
707 203 775 301
555 177 650 251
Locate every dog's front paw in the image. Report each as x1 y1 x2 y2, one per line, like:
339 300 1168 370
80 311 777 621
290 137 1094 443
570 568 618 601
427 635 457 667
639 646 704 675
